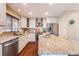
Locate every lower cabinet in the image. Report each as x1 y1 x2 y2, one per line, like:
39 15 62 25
18 35 29 53
18 33 36 53
28 33 35 42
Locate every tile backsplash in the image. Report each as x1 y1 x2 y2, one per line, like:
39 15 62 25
0 27 4 34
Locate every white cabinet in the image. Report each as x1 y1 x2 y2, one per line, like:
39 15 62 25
20 17 36 28
18 35 29 53
18 33 36 53
28 33 35 42
29 18 35 28
20 17 27 28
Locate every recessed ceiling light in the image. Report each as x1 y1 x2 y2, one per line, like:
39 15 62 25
23 3 27 5
28 12 32 15
18 9 21 12
45 12 48 16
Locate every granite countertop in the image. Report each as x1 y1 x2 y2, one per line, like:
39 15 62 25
38 34 79 55
0 32 33 44
0 36 19 44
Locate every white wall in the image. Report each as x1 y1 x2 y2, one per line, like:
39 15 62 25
46 16 58 23
58 13 68 39
43 16 58 28
0 3 6 34
58 11 79 41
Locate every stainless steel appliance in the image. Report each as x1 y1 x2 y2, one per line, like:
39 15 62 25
2 38 18 56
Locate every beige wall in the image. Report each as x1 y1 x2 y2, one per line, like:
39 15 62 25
58 11 79 41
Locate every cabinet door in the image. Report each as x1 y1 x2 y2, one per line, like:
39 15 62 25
18 35 29 53
20 17 27 28
29 19 35 28
18 36 26 53
28 33 35 42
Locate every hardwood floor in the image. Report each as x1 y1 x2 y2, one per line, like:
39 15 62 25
18 42 38 56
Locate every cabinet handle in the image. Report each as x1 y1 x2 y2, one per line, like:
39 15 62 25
4 39 18 46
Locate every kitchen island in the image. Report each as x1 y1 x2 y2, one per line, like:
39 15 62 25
38 34 79 56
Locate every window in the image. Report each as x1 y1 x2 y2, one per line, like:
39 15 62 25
6 14 19 32
12 18 19 31
5 15 12 31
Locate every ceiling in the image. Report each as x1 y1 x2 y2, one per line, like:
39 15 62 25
7 3 79 18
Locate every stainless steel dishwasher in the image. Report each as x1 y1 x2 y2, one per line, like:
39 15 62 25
2 38 18 56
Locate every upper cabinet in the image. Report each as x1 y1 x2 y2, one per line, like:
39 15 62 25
20 17 44 29
20 17 27 28
29 18 35 28
0 3 6 26
20 17 36 28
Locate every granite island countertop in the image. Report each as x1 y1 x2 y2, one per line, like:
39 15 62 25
0 36 19 44
38 34 79 56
